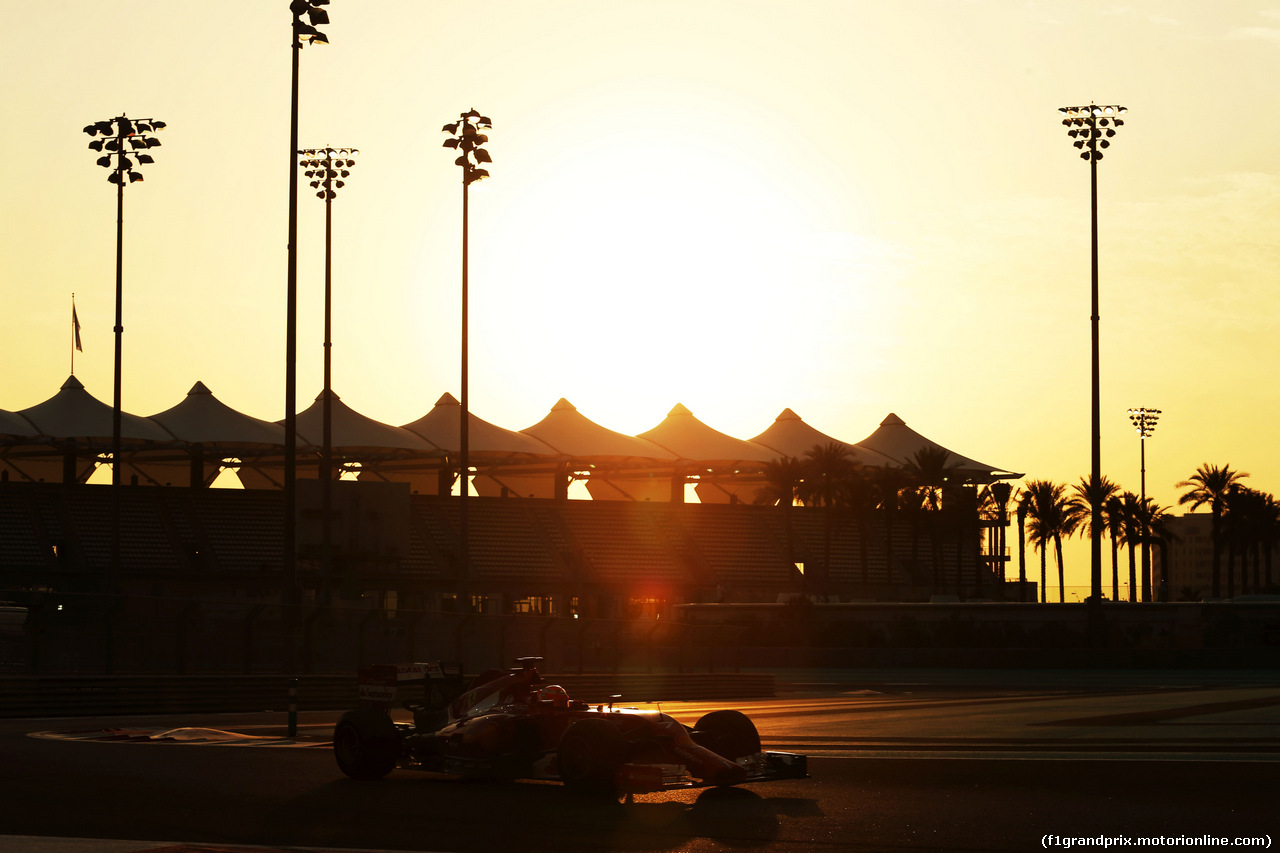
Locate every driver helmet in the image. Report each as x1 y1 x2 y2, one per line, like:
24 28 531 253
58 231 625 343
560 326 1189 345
537 684 569 708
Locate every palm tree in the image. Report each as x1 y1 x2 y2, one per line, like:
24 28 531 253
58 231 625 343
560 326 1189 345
1020 480 1082 603
868 465 912 592
905 447 960 593
1104 494 1124 601
835 468 878 590
801 442 858 597
756 456 806 585
1071 476 1120 601
1259 492 1280 591
1177 463 1250 598
1131 495 1172 601
756 455 805 509
1115 491 1144 602
1142 498 1174 601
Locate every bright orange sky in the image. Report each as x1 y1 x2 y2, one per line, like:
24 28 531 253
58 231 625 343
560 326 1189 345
5 2 1280 595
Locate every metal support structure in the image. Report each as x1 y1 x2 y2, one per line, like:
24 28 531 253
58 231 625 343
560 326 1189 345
1058 103 1127 604
284 0 330 735
82 114 165 673
442 109 493 613
1129 406 1161 601
299 146 357 603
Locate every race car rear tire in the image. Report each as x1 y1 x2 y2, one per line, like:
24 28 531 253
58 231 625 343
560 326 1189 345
557 718 626 795
334 708 400 781
693 710 761 761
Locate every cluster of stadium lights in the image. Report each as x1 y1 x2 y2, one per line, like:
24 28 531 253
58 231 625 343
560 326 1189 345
1128 407 1161 439
291 0 330 44
1059 104 1125 162
299 148 357 200
82 117 166 184
442 110 494 184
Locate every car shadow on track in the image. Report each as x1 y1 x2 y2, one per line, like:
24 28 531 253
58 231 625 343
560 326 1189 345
258 775 822 853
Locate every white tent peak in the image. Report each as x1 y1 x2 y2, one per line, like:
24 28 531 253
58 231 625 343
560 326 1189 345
751 408 864 462
20 374 171 443
293 390 433 452
150 382 286 446
403 395 554 459
856 412 1020 483
521 398 674 463
639 405 774 466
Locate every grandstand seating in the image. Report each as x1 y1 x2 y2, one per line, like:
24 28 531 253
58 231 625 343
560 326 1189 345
0 482 992 613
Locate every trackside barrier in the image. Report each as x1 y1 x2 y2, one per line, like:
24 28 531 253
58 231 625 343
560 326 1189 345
0 671 775 718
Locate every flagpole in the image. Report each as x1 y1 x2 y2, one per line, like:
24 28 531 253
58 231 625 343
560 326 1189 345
71 294 79 375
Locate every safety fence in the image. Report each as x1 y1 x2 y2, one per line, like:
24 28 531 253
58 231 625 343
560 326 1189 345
1 602 749 678
0 670 777 719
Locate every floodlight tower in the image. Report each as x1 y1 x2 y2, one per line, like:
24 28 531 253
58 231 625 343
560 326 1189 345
299 146 357 602
83 114 165 671
1057 102 1127 604
82 115 166 490
1128 406 1161 600
284 0 330 733
442 109 492 612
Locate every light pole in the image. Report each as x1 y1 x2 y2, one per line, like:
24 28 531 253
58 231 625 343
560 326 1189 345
83 114 165 671
1128 406 1160 601
442 109 492 614
1058 102 1127 604
82 116 165 489
299 146 357 603
285 0 329 731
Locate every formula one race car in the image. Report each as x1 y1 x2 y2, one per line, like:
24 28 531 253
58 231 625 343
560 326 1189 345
333 657 808 796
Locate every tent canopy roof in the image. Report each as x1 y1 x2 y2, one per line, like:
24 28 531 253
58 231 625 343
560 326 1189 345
638 403 776 467
854 413 1020 482
149 381 287 447
750 408 877 463
293 390 437 453
0 408 39 440
522 398 675 465
403 393 557 460
17 375 172 443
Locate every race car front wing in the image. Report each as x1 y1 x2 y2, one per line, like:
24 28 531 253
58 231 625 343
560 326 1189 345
615 750 808 794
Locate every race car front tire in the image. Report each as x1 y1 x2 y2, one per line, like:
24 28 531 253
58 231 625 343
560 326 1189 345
692 710 761 761
557 718 626 795
334 708 400 780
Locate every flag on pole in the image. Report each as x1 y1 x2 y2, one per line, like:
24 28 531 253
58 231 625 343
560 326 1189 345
72 300 83 352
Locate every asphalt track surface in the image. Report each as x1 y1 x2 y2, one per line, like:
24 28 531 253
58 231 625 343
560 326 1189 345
2 669 1279 853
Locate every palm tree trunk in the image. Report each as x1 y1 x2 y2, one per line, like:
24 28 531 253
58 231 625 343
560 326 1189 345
1017 508 1028 603
1110 537 1119 601
1127 542 1137 603
1054 534 1065 603
1253 540 1261 594
1210 514 1222 598
1227 535 1236 599
1040 545 1047 604
1141 539 1152 602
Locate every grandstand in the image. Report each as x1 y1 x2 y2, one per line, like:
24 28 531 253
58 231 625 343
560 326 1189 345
0 481 991 618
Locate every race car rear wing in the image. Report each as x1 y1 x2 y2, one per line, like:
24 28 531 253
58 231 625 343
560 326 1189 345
357 661 466 712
